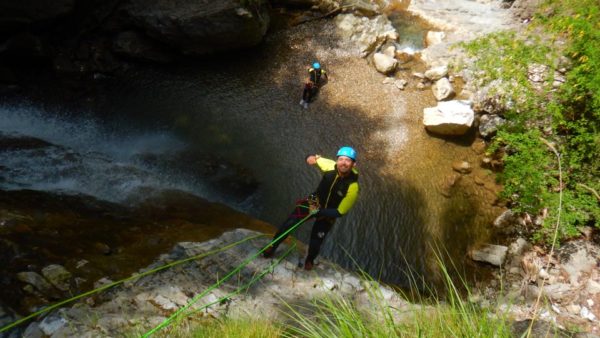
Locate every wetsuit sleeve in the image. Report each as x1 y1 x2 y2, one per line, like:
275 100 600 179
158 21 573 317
337 182 359 215
315 157 336 173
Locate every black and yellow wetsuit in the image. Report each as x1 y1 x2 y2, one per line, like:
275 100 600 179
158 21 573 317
268 156 359 265
308 67 327 86
312 156 359 217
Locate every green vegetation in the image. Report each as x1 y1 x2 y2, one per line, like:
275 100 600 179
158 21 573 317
127 317 282 338
147 294 511 338
186 317 282 338
461 0 600 244
281 280 510 337
147 265 512 338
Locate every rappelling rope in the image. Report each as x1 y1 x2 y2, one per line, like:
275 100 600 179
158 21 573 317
175 241 297 329
141 213 313 337
0 204 314 335
0 233 266 333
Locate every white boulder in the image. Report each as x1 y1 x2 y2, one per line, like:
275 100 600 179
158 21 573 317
432 77 454 101
470 244 508 267
373 52 398 74
423 100 474 135
424 65 448 81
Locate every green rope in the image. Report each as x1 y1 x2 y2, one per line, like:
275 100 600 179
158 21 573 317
141 213 312 337
183 240 296 318
0 233 267 334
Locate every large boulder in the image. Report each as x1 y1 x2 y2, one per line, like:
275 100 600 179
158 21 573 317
558 241 600 286
335 13 398 57
124 0 270 56
423 100 474 136
471 79 512 115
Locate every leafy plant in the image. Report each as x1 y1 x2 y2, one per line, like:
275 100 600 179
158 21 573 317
461 0 600 244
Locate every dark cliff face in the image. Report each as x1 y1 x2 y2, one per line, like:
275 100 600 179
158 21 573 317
124 0 270 56
0 0 270 97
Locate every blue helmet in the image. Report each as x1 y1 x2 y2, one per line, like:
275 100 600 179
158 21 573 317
312 62 321 69
336 146 357 161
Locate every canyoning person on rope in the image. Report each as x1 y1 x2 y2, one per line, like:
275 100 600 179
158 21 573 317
299 62 328 109
263 146 359 271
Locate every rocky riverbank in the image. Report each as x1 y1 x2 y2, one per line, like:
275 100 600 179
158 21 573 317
405 0 600 334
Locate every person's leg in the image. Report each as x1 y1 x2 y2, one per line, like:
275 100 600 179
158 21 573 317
301 85 310 103
310 86 319 102
305 218 335 269
264 217 296 257
264 200 310 258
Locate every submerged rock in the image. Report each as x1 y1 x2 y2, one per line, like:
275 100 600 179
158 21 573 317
16 271 59 299
41 265 72 292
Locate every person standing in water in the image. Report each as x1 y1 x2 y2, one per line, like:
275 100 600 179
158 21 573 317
299 62 328 109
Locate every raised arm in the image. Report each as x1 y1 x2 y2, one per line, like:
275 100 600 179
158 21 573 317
306 155 336 173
